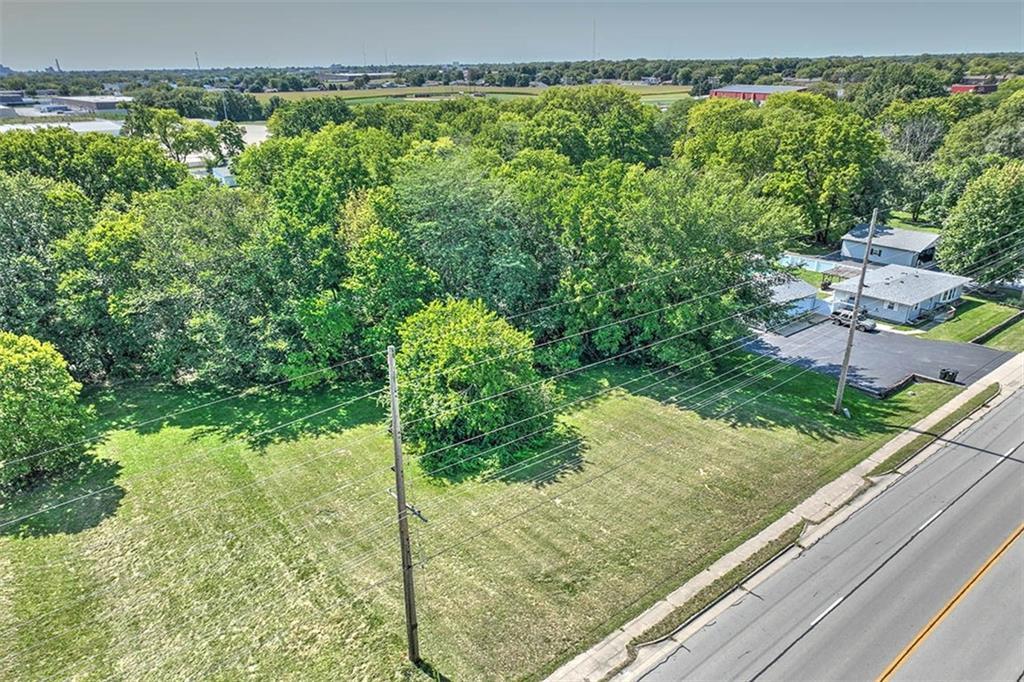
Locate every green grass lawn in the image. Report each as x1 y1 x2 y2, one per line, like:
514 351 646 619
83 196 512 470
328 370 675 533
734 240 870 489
0 359 957 680
887 210 941 233
920 296 1019 343
792 270 832 299
984 315 1024 352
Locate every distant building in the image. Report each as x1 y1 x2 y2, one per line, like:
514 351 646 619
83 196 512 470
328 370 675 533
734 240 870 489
841 224 939 268
50 95 133 112
709 84 807 103
319 71 397 84
950 82 997 94
830 265 971 324
0 90 27 105
0 119 123 136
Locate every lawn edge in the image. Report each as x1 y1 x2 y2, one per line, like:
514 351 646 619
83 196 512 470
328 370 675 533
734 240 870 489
547 352 1023 682
867 382 1001 477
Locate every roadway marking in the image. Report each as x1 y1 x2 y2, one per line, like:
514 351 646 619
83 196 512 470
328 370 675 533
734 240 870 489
809 597 845 627
916 508 945 533
877 520 1024 682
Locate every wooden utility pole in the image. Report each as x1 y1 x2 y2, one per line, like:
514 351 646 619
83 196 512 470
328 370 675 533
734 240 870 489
387 345 421 664
833 208 879 415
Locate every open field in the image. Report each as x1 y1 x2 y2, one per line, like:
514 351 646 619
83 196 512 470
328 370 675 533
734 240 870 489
254 83 691 105
921 296 1019 344
0 358 956 680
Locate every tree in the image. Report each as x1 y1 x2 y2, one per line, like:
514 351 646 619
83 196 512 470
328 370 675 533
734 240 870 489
0 172 93 341
395 299 556 478
763 111 884 244
340 191 439 357
938 161 1024 286
848 63 948 118
266 96 353 137
0 331 92 491
0 127 185 203
55 181 345 384
233 122 401 226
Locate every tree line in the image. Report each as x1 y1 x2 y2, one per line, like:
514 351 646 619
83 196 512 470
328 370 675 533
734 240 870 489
2 79 1022 490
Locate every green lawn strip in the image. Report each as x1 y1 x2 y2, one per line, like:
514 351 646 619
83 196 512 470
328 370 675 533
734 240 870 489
984 316 1024 352
602 521 805 680
868 382 1001 477
0 360 959 680
920 296 1018 343
887 211 941 233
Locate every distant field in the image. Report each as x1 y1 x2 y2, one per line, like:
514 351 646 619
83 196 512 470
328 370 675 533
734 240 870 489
0 356 954 680
254 83 692 105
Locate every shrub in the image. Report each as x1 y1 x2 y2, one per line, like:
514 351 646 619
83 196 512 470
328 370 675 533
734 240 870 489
0 331 92 491
395 299 556 478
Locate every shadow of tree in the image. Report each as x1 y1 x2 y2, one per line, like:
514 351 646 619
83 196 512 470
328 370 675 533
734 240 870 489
0 455 125 538
83 378 387 452
634 353 920 443
492 426 587 489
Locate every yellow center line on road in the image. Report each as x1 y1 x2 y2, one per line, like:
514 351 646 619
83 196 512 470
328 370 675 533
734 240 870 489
876 520 1024 682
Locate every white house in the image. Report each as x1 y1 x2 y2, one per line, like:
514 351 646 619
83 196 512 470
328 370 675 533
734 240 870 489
770 278 820 317
830 265 972 324
841 224 940 267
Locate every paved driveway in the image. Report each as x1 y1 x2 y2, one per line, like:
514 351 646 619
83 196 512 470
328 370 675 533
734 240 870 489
748 322 1015 395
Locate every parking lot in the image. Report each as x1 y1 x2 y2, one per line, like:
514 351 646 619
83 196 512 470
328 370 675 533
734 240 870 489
748 321 1015 396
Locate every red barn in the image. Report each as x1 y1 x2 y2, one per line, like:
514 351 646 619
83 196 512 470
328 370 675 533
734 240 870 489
709 84 807 103
950 83 997 94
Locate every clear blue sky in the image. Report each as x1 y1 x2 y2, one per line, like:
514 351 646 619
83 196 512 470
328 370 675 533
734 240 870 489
1 1 1021 71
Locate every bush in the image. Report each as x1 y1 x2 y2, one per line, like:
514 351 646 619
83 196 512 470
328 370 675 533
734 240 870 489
395 299 556 478
0 331 92 491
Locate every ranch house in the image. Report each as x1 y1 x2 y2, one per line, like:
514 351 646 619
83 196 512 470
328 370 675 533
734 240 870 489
829 265 972 324
840 224 939 268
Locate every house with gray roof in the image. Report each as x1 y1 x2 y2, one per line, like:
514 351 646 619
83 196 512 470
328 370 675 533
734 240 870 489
841 224 940 267
770 278 820 317
830 265 971 324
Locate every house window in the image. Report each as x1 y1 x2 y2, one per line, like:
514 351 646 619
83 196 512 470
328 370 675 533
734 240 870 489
885 301 896 310
869 247 883 257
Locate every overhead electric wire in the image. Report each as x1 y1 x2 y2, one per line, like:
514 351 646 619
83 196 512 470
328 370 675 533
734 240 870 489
9 224 1024 675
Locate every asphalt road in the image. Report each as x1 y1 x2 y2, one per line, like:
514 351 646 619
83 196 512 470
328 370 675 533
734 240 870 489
641 389 1024 682
748 323 1015 396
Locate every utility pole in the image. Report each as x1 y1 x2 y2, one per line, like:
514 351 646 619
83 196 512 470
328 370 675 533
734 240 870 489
833 207 879 415
387 346 421 664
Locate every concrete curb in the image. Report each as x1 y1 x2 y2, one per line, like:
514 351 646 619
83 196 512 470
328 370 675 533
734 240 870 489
546 352 1023 682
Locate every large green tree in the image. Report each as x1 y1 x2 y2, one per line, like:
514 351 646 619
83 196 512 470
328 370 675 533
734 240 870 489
389 146 555 317
0 127 185 203
395 299 556 478
0 331 92 491
267 96 353 137
0 172 93 342
938 161 1024 285
233 122 401 225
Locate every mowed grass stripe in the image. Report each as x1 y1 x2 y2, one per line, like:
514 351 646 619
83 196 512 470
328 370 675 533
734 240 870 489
0 360 956 680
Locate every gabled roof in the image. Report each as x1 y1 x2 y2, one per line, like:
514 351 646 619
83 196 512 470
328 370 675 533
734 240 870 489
832 265 971 305
842 224 940 254
770 278 818 304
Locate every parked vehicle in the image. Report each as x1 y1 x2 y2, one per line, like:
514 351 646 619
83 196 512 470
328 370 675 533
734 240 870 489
830 309 877 331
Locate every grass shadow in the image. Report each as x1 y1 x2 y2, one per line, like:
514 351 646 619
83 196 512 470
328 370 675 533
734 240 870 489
0 454 125 538
83 378 387 453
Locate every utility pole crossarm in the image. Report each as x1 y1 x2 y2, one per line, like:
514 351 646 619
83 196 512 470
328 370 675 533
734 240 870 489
387 345 421 665
833 208 879 415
